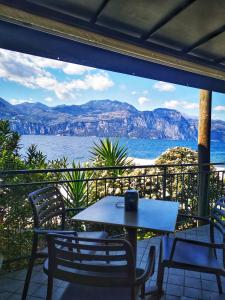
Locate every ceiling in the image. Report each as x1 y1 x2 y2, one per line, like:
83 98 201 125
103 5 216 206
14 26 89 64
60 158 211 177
0 0 225 93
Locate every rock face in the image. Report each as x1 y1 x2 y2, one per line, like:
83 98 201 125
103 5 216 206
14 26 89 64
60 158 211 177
0 97 225 141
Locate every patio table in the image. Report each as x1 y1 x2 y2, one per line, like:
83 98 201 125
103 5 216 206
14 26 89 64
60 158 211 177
72 196 179 262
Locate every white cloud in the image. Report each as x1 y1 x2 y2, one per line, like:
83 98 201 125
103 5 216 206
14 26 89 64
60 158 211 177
9 98 34 105
164 100 179 109
0 49 112 100
85 73 114 91
214 105 225 111
138 96 150 106
184 102 198 109
143 90 148 95
153 81 175 92
164 100 198 110
62 64 94 75
52 72 113 100
45 96 53 103
23 55 95 75
131 91 137 95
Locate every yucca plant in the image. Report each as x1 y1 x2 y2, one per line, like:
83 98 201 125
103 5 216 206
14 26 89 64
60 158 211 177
90 138 132 176
63 161 93 208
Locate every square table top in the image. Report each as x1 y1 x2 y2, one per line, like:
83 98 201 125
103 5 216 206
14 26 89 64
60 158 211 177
72 196 179 233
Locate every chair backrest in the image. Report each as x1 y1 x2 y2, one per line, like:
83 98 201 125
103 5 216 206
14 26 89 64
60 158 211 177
211 197 225 267
29 186 66 230
46 234 136 287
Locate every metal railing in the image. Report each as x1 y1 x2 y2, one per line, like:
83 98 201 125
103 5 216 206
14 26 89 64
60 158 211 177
0 162 224 270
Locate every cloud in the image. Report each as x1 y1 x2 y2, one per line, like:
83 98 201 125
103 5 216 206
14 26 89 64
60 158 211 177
62 64 94 75
0 49 112 100
143 90 148 95
138 96 150 106
153 81 175 92
45 96 53 103
51 72 114 100
85 73 114 91
131 91 137 95
164 100 198 110
23 55 95 74
164 100 179 109
214 105 225 111
9 98 34 105
183 102 199 109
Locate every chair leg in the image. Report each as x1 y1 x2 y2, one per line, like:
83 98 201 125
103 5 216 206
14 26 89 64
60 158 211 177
46 275 53 300
157 264 164 295
140 284 145 299
156 241 164 295
130 286 136 300
216 275 223 294
21 237 38 300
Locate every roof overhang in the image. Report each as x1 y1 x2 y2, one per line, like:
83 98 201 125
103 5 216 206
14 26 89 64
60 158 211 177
0 1 225 93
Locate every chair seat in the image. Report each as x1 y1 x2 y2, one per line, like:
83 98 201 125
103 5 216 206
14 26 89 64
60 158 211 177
162 235 220 271
44 258 144 287
38 231 108 256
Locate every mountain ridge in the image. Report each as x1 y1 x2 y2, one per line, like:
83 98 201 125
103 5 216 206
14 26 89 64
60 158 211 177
0 97 224 141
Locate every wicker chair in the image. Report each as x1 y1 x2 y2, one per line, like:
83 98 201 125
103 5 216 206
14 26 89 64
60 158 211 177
22 185 108 300
44 233 156 300
157 197 225 295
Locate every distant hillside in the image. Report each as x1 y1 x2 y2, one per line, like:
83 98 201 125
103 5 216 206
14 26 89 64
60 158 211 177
0 97 225 141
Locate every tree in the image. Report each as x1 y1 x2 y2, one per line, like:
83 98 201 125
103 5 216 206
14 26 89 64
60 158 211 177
89 138 133 198
62 161 93 209
154 147 222 213
154 147 198 211
90 138 132 176
155 146 198 170
0 120 67 269
0 120 23 170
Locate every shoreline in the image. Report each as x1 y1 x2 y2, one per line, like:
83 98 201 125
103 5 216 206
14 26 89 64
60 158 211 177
129 157 156 166
129 156 224 171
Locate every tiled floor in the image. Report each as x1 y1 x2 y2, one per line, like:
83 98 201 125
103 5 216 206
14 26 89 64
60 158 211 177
0 225 224 300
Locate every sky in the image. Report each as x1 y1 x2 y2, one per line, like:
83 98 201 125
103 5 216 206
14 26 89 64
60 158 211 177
0 48 225 120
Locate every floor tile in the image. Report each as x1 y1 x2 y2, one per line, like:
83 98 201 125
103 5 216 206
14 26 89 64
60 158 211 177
185 277 201 289
184 287 202 298
166 283 183 297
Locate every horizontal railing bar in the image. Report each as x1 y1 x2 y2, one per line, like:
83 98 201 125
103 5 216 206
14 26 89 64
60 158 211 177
1 169 224 188
0 162 224 176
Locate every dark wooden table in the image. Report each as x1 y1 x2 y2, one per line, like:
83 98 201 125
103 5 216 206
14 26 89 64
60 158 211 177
72 196 179 262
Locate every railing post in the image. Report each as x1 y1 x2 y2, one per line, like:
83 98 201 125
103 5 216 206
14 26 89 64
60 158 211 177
162 166 167 199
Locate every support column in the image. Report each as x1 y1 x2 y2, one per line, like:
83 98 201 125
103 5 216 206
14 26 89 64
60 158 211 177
198 90 212 217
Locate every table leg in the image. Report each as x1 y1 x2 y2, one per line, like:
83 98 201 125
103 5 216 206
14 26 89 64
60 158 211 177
127 227 137 264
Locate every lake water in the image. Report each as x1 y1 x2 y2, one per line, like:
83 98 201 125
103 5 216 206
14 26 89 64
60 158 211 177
19 135 225 164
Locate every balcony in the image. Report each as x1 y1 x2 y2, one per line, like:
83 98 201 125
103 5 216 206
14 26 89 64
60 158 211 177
0 163 224 299
0 225 224 300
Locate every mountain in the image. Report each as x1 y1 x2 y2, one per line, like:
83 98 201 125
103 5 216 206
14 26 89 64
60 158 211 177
0 97 225 141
